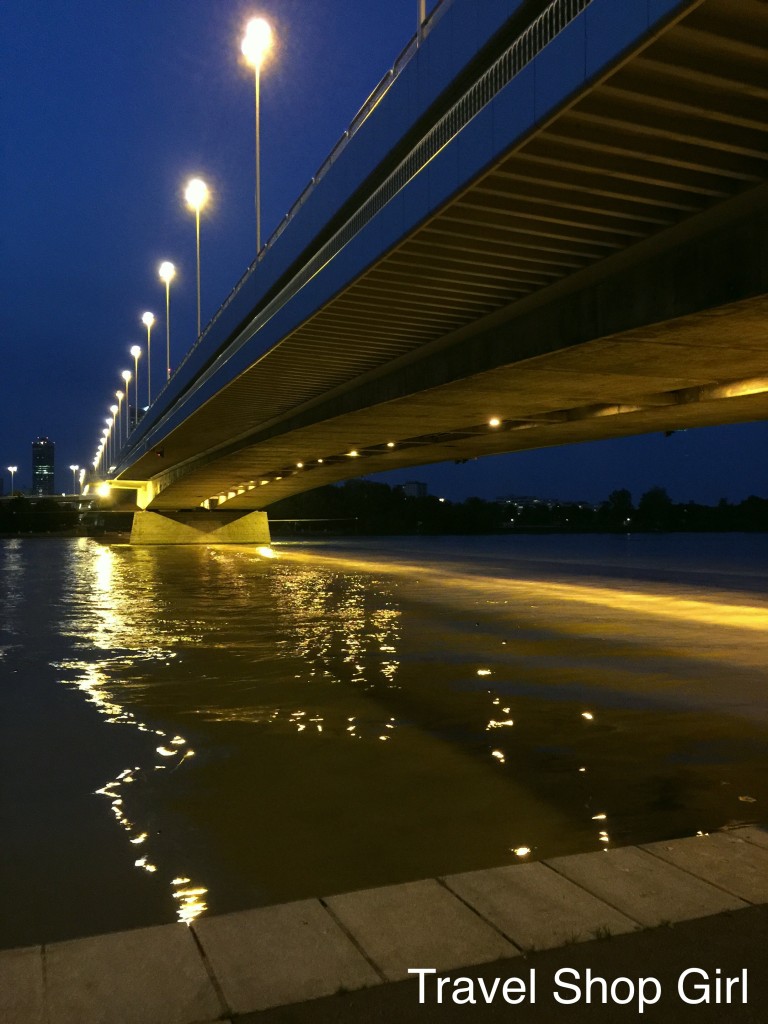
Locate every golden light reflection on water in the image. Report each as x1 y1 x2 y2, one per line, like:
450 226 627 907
47 542 415 927
53 545 211 926
10 533 763 948
57 655 210 923
277 549 768 633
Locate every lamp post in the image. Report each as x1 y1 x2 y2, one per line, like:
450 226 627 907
130 346 141 427
158 261 175 381
184 178 209 337
69 464 80 494
241 18 273 256
121 370 132 431
142 312 155 406
109 405 118 461
115 390 124 445
7 466 17 495
105 417 114 469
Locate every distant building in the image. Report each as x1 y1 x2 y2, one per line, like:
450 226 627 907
402 481 428 498
32 437 55 495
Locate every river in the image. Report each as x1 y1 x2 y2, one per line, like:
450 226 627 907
1 533 767 949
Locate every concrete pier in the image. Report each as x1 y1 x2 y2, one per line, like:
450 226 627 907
3 826 767 1023
129 509 270 545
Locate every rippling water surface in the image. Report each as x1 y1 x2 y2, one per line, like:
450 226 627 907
1 533 767 948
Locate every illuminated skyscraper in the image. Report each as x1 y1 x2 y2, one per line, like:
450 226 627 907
32 437 55 495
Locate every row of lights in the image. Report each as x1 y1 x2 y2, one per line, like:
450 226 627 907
89 19 274 485
3 464 84 496
204 417 509 507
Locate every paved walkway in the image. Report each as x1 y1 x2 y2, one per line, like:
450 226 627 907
2 826 767 1023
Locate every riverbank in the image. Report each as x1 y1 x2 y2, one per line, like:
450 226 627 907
4 826 767 1023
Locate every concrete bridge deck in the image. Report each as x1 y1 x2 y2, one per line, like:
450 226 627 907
4 825 767 1023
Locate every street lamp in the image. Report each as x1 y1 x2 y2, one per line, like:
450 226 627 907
115 390 124 445
130 346 141 426
159 261 175 381
142 312 155 406
184 178 209 337
7 466 17 495
69 464 80 493
105 417 114 469
109 405 118 461
121 369 132 431
241 17 273 255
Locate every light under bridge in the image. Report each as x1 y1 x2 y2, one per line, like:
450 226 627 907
104 0 768 543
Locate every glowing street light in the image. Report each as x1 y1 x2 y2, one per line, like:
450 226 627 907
184 178 209 337
7 466 17 494
142 312 155 406
130 346 141 427
158 261 176 380
69 464 80 493
121 369 132 431
241 17 273 255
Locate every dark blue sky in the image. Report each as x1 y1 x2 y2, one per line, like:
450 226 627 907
2 0 765 502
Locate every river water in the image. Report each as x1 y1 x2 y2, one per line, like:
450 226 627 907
1 533 767 949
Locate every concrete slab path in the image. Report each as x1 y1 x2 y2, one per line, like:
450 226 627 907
2 826 767 1023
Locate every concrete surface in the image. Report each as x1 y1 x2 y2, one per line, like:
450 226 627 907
442 860 637 951
194 899 381 1014
3 826 767 1023
546 844 748 927
129 509 270 545
324 878 516 980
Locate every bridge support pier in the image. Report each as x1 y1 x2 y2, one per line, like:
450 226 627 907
130 509 270 545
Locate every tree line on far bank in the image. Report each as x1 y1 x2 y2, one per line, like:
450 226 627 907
268 481 768 535
0 496 79 534
1 482 765 536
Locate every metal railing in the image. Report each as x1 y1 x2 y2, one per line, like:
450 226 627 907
154 0 453 400
126 0 593 461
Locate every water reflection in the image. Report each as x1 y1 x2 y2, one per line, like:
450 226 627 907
55 545 209 925
2 534 767 949
47 541 415 931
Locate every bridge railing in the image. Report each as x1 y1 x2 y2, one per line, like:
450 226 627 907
151 0 453 407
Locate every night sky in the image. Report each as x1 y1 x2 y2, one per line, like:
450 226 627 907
2 0 766 503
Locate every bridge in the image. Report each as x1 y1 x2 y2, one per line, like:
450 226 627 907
104 0 768 543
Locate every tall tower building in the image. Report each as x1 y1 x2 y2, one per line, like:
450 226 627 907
32 437 55 495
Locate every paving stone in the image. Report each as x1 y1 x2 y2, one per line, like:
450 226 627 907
642 832 768 904
194 899 380 1014
0 946 44 1024
324 878 516 981
736 825 768 850
45 923 222 1024
442 861 637 951
546 845 747 927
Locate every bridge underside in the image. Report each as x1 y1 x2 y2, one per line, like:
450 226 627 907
116 0 768 513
